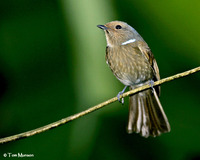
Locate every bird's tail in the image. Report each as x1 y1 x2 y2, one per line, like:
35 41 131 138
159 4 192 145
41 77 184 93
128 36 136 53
127 86 170 137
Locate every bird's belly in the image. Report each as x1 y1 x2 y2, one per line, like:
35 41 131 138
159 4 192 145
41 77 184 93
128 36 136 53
107 52 153 86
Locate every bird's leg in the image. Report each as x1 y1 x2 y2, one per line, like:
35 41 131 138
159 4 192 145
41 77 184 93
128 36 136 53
117 86 128 104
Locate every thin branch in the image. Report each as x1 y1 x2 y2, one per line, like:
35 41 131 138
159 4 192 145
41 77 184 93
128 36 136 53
0 66 200 144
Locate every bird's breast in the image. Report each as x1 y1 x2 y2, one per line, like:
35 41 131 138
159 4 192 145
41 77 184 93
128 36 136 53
106 45 153 86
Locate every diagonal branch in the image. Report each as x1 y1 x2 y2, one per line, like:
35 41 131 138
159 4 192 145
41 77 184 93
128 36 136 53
0 66 200 144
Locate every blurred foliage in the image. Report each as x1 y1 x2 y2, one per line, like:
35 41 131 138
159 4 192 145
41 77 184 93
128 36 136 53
0 0 200 160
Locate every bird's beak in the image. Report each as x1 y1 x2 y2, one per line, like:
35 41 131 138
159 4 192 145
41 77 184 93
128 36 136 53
97 25 108 30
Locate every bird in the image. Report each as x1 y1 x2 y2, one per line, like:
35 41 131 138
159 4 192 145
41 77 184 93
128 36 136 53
97 21 170 138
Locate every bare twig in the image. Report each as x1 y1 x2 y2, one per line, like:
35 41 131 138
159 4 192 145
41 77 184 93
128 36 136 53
0 66 200 144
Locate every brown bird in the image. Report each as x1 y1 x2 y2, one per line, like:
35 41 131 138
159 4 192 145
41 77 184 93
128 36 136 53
97 21 170 138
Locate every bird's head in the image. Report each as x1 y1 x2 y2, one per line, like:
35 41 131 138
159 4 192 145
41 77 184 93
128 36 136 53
97 21 143 47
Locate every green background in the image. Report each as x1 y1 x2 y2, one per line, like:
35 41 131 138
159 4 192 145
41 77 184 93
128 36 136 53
0 0 200 159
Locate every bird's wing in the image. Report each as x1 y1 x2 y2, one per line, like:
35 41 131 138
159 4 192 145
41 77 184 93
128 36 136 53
137 41 161 96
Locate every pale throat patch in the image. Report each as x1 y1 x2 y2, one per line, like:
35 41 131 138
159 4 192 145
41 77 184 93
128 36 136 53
121 39 136 45
105 35 114 47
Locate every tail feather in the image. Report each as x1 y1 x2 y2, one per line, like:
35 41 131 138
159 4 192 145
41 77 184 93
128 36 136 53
127 87 170 138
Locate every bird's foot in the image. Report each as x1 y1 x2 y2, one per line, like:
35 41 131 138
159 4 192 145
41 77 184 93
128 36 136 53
117 91 124 104
117 86 128 104
149 80 154 92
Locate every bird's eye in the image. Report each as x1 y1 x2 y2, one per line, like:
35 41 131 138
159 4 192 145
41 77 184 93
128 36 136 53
115 25 122 29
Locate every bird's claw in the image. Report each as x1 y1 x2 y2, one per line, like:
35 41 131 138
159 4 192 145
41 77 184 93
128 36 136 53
117 91 124 104
149 80 154 93
117 86 127 104
149 80 154 88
